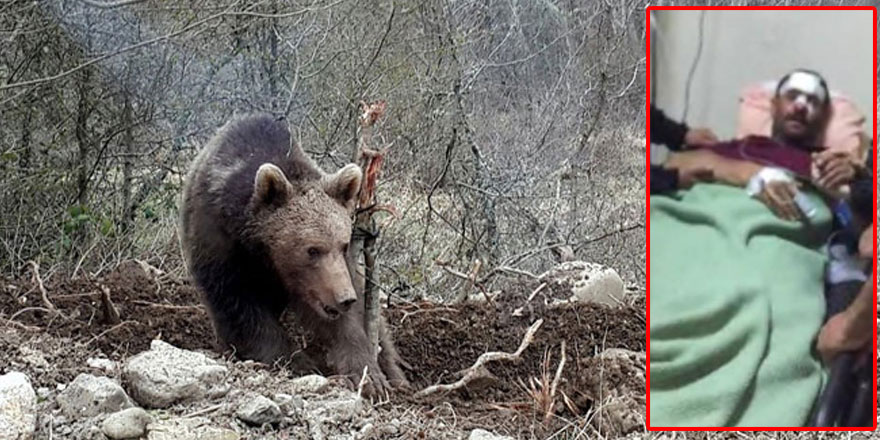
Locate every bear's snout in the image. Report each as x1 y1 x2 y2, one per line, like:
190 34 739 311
320 293 356 319
322 296 355 318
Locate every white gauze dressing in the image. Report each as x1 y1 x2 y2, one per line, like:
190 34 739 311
778 71 827 117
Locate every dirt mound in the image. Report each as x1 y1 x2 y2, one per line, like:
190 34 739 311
1 262 646 437
1 262 215 369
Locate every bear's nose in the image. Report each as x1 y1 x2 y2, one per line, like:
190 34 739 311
338 298 356 312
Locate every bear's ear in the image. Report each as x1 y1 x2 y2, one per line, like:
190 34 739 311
323 164 362 211
252 163 291 209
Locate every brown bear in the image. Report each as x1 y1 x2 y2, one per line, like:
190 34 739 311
179 114 408 395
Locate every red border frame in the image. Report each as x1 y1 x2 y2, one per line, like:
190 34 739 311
646 6 878 431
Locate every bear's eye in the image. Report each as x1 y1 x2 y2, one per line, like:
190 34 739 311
307 247 321 258
340 243 348 254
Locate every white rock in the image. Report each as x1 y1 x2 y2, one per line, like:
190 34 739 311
540 261 624 306
87 357 118 373
146 417 239 440
101 407 152 439
236 394 283 426
0 372 37 440
123 340 229 408
289 374 329 394
56 374 134 417
36 387 51 400
468 428 514 440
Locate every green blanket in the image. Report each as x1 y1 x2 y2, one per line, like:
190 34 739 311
650 182 831 427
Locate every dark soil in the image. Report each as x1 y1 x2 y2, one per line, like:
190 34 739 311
0 261 646 437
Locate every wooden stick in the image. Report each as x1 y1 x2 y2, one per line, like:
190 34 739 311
29 260 56 312
98 284 121 325
527 282 548 302
415 319 544 398
86 320 136 346
131 300 204 311
545 340 567 425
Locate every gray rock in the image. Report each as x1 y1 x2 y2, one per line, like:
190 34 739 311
146 417 239 440
19 347 49 369
468 428 514 440
273 393 304 416
101 407 152 439
0 372 37 440
123 340 229 408
235 395 283 426
289 374 329 394
56 374 134 417
304 391 363 424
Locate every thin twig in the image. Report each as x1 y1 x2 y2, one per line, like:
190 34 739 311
528 283 548 302
131 300 204 311
86 320 136 346
9 307 54 322
496 266 540 280
415 319 544 398
356 365 370 400
29 260 56 312
182 404 225 418
546 341 567 424
399 305 457 323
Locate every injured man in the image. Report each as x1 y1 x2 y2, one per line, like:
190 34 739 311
650 69 864 427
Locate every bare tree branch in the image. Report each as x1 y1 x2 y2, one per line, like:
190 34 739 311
77 0 146 9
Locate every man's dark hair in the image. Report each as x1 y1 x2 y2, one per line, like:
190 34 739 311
775 68 831 106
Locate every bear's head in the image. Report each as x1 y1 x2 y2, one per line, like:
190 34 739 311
245 162 363 320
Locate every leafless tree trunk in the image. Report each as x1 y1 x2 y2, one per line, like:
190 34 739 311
120 93 134 232
74 66 93 208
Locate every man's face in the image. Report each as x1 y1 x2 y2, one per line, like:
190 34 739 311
771 72 830 146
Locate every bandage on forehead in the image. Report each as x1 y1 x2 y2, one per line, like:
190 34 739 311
778 71 827 103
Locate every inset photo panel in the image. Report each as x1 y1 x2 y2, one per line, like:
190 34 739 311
647 5 877 430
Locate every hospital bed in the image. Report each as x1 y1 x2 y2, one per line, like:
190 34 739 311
650 80 872 428
740 82 873 428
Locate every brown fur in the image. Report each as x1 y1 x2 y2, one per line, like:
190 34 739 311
179 114 408 393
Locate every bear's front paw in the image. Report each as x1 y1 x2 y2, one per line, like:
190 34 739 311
342 362 390 399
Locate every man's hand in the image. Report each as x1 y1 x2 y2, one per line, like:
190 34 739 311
755 180 803 221
684 127 719 147
817 309 870 364
859 227 873 258
678 167 714 189
663 150 718 188
812 149 857 193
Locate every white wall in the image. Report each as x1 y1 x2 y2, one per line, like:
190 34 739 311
652 9 874 140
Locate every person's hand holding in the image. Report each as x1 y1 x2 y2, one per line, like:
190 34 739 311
663 150 717 189
812 149 857 194
859 227 872 259
684 127 719 147
817 309 870 364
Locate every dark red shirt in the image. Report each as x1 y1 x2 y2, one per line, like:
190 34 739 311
707 135 818 179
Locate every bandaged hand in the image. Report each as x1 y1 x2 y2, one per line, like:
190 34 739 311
746 168 807 221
